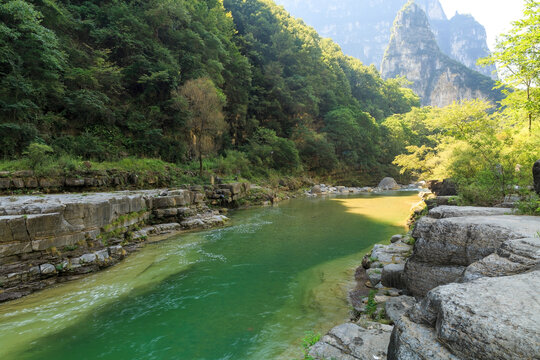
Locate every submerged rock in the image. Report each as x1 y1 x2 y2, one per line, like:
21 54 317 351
309 322 393 360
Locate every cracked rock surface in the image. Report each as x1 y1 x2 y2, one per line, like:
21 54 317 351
309 322 393 360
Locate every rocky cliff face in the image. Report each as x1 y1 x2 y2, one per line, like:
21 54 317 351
431 13 497 79
380 2 501 107
274 0 497 79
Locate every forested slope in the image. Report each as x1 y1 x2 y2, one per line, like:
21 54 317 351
0 0 418 176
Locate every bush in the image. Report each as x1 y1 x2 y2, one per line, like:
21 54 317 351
217 150 252 178
516 193 540 215
0 123 39 158
24 143 54 173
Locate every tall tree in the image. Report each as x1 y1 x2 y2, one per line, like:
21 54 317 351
479 0 540 132
180 78 227 176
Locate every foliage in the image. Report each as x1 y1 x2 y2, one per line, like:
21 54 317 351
300 331 321 360
365 289 378 319
390 100 540 206
0 0 427 178
23 142 54 172
516 193 540 215
479 0 540 132
180 78 227 176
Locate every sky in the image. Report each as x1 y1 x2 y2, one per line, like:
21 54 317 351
439 0 525 51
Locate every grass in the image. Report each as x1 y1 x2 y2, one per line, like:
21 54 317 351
300 331 321 360
365 289 378 319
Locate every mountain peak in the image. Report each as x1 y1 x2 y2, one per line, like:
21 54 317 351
381 2 501 107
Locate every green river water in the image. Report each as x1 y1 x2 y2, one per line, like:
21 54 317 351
0 192 419 360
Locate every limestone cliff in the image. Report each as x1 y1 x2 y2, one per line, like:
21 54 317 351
431 13 497 79
275 0 497 79
380 2 501 107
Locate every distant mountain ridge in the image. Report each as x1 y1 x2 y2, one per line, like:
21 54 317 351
380 2 502 107
274 0 497 79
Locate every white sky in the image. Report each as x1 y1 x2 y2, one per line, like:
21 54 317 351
439 0 525 50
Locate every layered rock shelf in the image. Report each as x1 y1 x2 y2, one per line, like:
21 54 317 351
310 204 540 360
0 183 250 302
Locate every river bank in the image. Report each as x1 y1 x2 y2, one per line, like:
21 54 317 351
0 192 419 359
308 202 540 360
0 184 253 302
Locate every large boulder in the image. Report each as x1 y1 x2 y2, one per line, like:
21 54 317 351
309 322 393 360
378 177 400 190
405 214 540 296
427 179 457 196
412 215 540 265
404 260 465 297
534 159 540 194
391 271 540 360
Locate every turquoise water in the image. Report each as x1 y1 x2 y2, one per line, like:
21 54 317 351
0 193 419 360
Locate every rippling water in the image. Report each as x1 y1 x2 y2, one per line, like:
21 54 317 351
0 192 419 360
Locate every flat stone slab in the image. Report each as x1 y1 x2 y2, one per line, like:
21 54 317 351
428 205 513 219
309 322 393 360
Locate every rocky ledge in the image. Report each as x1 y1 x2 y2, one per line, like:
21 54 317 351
310 204 540 360
0 183 250 302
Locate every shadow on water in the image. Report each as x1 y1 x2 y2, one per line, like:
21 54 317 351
0 192 419 360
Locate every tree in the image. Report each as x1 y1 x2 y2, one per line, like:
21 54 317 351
179 78 227 176
479 0 540 132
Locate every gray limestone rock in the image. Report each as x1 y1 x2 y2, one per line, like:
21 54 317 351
39 264 57 275
388 316 459 360
404 259 465 298
366 268 382 286
378 177 399 190
428 205 512 219
411 215 540 266
78 253 97 264
370 242 412 265
309 322 393 360
381 263 406 289
384 296 416 325
397 271 540 360
462 237 540 281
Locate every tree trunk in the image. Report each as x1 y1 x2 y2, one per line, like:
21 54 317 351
199 153 203 178
527 85 532 133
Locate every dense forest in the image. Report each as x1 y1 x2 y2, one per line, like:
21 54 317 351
0 0 418 178
1 0 538 209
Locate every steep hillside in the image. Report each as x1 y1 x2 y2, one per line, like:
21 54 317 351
0 0 417 174
380 2 501 107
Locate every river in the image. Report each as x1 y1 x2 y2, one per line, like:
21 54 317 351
0 192 419 360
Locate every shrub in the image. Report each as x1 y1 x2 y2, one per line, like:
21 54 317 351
24 143 54 173
217 150 252 178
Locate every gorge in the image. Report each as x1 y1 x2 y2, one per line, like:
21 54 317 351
0 192 419 359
